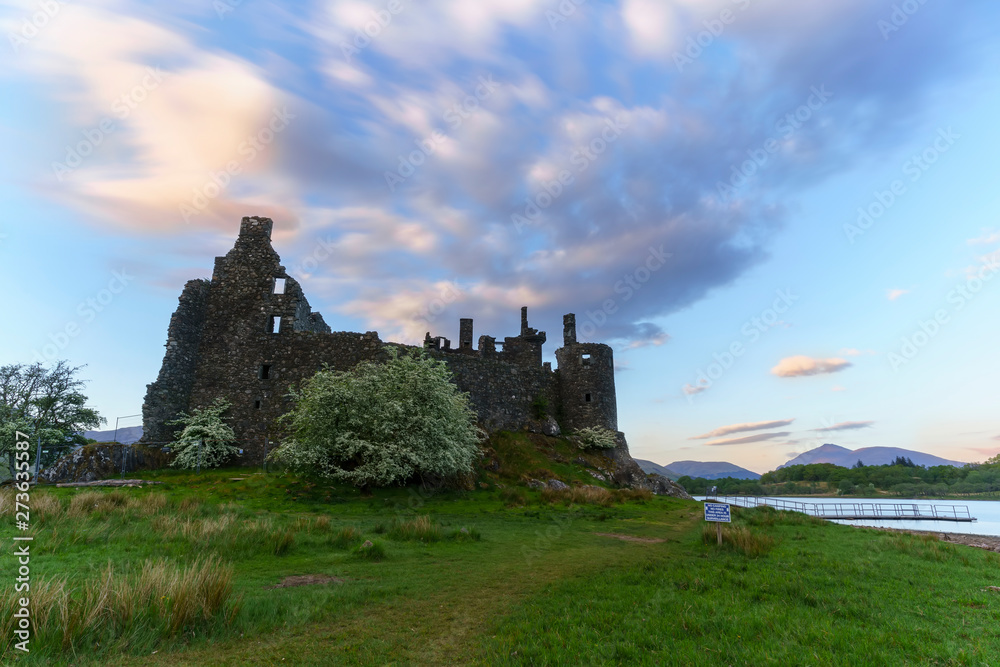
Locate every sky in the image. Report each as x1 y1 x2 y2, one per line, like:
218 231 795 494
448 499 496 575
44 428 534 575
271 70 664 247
1 0 998 474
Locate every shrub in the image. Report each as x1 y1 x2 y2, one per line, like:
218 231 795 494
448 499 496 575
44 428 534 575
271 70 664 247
270 348 483 488
167 398 240 470
574 426 618 450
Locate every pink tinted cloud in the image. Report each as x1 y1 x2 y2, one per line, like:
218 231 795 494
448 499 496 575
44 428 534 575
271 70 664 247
771 355 852 377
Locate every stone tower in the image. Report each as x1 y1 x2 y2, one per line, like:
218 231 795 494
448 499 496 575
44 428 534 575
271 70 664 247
554 314 618 432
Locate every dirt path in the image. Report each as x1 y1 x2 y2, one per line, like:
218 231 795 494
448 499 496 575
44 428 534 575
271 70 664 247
112 512 698 666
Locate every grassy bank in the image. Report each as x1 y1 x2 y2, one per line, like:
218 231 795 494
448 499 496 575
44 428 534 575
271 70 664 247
2 469 1000 665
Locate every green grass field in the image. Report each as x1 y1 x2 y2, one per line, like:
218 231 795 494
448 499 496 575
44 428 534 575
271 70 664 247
3 447 1000 665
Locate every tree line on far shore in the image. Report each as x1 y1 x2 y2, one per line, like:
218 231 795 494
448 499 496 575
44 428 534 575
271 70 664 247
679 456 1000 498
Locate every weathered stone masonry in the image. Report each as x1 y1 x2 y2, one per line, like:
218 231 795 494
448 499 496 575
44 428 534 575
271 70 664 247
142 216 621 464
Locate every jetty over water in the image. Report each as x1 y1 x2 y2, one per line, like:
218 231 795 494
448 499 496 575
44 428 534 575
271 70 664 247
707 494 975 522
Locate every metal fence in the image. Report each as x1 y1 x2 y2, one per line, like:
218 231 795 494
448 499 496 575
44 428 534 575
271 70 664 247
707 493 975 522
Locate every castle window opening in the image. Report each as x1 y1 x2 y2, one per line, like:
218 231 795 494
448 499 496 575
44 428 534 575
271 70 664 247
273 278 286 294
254 400 261 410
260 364 271 380
268 316 281 333
581 353 591 366
585 393 592 403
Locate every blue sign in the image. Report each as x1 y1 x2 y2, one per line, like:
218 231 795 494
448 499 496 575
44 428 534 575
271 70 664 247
704 503 731 523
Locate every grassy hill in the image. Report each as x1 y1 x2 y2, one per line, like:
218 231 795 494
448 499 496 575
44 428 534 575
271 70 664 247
3 432 1000 664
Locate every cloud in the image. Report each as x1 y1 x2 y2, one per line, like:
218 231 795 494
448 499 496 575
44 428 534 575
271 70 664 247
4 0 993 346
621 0 678 58
813 421 874 433
887 288 909 301
831 385 846 392
622 324 670 350
705 432 792 447
771 356 852 377
994 435 1000 441
692 419 795 440
682 383 708 396
968 230 1000 246
7 5 300 234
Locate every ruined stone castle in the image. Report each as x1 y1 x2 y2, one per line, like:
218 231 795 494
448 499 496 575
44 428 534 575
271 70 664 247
142 216 622 464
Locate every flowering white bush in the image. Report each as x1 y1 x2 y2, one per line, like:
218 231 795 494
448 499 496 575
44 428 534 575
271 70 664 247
574 426 618 450
167 398 240 469
270 348 483 488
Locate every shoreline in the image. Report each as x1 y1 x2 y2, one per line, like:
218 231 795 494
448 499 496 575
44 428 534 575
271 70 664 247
852 525 1000 552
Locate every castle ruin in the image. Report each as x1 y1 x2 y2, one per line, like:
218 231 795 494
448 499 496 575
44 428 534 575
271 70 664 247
142 216 623 465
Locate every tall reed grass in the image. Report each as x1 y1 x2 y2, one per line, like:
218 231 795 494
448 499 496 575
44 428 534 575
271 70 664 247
0 556 237 657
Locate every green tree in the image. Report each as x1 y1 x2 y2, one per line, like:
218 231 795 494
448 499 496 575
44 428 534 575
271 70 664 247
0 361 104 478
270 348 483 488
838 478 856 495
167 398 239 470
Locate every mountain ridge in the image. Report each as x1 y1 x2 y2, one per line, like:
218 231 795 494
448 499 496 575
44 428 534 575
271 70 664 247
659 460 761 480
780 443 966 469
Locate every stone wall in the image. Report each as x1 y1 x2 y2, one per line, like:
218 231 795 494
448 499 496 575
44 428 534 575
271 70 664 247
141 279 211 444
142 216 621 464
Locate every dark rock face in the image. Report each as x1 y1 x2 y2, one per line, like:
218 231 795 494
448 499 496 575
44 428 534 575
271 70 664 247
645 474 694 500
141 216 631 470
601 432 693 499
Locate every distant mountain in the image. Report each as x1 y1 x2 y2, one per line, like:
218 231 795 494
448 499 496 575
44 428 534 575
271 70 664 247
83 425 144 444
635 459 680 479
779 443 966 469
665 460 761 480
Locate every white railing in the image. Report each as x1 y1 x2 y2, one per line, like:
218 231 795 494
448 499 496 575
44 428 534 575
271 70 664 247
706 494 974 521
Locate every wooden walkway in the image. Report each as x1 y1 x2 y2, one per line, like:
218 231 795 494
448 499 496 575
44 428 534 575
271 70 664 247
707 494 975 522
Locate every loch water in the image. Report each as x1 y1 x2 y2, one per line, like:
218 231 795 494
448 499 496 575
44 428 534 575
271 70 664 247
695 496 1000 537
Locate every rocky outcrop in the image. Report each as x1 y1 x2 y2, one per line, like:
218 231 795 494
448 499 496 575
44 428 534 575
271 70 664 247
601 432 693 499
39 444 168 483
645 473 694 500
